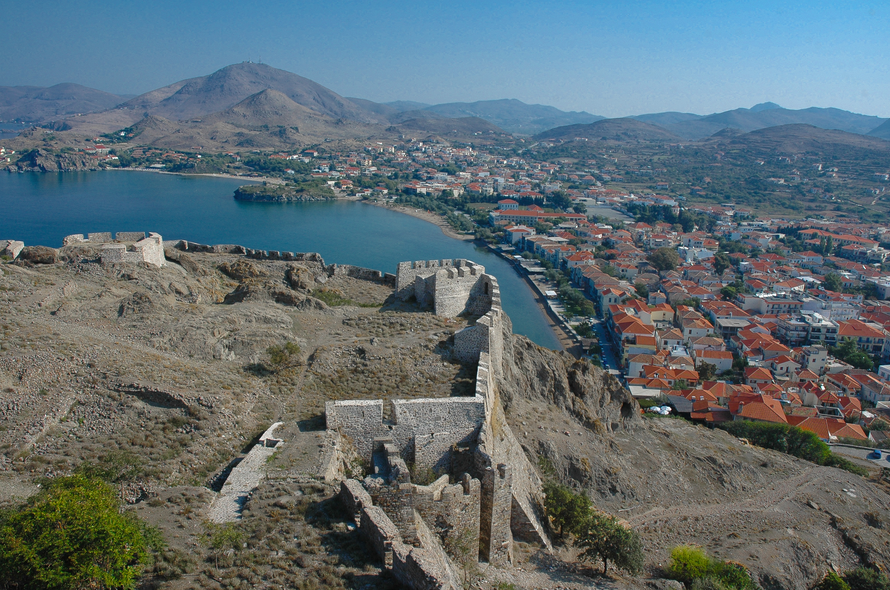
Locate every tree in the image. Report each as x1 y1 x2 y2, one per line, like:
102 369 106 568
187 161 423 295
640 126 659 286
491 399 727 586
578 512 643 576
542 482 590 538
714 252 731 275
648 247 679 272
720 285 738 301
830 338 874 371
697 362 717 381
0 475 154 590
822 272 843 293
634 283 649 299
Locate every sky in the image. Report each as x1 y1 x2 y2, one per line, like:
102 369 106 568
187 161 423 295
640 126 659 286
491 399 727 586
2 0 889 118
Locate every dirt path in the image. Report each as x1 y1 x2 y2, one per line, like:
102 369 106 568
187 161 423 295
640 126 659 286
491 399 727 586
625 466 829 525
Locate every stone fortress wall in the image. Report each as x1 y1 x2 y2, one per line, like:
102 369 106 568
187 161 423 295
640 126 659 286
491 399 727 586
173 240 396 286
327 259 550 588
62 231 167 267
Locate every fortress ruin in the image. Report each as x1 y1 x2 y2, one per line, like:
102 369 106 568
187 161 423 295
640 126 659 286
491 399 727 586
63 231 167 267
327 259 550 589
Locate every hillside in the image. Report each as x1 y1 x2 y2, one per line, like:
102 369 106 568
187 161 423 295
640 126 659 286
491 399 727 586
535 117 681 143
714 123 890 155
637 103 888 140
0 245 887 590
421 98 603 135
0 83 126 122
868 118 890 140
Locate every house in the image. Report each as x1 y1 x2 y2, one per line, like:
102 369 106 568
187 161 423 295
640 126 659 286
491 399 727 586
745 366 774 390
729 393 788 424
693 349 733 374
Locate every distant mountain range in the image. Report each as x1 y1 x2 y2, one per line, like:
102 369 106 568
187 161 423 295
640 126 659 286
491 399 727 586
631 102 888 140
0 83 127 122
2 63 888 149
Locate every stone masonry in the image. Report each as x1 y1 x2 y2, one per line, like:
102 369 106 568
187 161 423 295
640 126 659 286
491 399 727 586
331 259 552 587
62 231 167 267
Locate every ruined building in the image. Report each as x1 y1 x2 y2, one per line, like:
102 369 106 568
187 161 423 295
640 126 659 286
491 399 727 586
327 259 551 589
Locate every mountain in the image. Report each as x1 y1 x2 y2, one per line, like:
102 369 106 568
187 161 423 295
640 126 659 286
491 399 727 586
122 89 382 151
867 119 890 141
393 116 507 138
636 104 888 140
383 100 432 112
420 98 602 135
708 123 890 155
0 83 126 122
534 117 680 142
117 62 377 123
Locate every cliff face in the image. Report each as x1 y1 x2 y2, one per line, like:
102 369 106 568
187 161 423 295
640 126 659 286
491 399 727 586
8 148 102 172
499 333 640 432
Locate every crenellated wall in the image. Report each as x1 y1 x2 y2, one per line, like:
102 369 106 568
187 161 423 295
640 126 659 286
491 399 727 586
332 258 552 582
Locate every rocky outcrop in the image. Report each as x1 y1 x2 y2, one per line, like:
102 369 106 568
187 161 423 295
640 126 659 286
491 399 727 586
499 334 640 432
7 148 102 172
233 184 334 202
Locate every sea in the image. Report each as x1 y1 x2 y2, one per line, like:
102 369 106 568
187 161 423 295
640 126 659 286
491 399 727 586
0 170 561 349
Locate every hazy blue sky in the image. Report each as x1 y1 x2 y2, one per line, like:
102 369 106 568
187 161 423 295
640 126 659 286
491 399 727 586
3 0 888 117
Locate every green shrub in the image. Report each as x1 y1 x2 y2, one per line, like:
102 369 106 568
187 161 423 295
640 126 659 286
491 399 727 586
691 577 731 590
0 474 156 590
814 571 850 590
843 567 890 590
667 545 711 586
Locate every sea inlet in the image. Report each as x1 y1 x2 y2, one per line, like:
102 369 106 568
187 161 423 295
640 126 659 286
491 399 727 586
0 170 561 349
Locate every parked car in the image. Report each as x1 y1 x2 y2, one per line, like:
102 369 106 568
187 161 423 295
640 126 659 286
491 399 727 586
868 449 882 460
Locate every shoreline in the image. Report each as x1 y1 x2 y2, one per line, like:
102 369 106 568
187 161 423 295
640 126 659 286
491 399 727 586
364 201 474 241
364 200 574 353
484 244 582 357
112 167 277 184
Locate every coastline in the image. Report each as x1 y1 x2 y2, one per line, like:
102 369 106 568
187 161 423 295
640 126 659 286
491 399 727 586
364 201 474 241
112 167 275 184
484 244 583 357
364 200 576 354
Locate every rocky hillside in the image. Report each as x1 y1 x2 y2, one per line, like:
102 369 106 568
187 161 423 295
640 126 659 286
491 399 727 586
0 244 888 589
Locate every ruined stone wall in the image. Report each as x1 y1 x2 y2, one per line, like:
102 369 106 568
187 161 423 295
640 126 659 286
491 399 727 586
369 482 418 546
350 488 456 590
326 397 485 472
361 506 401 569
478 462 514 565
99 233 166 267
396 259 465 300
413 474 481 559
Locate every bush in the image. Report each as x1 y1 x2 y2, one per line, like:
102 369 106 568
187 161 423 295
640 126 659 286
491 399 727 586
813 571 850 590
0 474 155 590
667 545 712 586
843 567 890 590
692 578 731 590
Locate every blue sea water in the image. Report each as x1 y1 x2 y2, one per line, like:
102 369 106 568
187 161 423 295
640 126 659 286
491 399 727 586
0 170 561 349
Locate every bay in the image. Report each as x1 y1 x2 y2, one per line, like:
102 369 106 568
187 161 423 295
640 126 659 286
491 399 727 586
0 171 561 349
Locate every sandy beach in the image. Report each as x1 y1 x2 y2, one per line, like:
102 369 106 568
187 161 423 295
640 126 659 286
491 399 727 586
365 201 474 241
115 168 280 184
